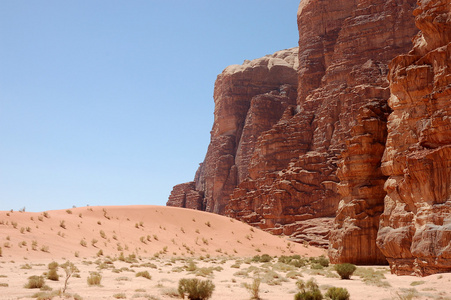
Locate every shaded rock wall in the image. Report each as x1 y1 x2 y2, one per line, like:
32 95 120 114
376 0 451 276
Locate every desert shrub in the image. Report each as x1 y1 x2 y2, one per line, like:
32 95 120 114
251 255 261 262
178 278 215 300
278 255 307 267
61 261 79 293
325 287 350 300
316 256 329 267
295 278 323 300
24 275 45 289
334 263 356 280
48 261 58 270
243 277 261 300
87 272 102 286
136 271 151 280
294 290 323 300
260 254 272 263
47 269 59 281
0 246 2 257
113 293 126 299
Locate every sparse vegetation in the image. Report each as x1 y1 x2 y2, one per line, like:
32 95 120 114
47 261 59 281
87 272 102 286
61 261 79 293
178 278 215 300
243 277 261 300
325 287 350 300
136 271 152 280
294 278 322 300
24 275 45 289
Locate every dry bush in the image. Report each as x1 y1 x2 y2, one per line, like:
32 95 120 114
178 278 215 300
136 271 152 280
243 277 261 300
24 275 45 289
87 272 102 286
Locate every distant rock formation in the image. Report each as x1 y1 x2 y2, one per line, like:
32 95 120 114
376 0 451 276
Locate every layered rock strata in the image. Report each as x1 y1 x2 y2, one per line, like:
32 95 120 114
226 0 418 249
376 0 451 276
167 48 299 214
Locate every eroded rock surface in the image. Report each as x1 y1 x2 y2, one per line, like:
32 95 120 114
226 0 417 249
376 0 451 276
167 48 299 214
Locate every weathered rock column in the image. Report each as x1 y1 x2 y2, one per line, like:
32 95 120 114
376 0 451 276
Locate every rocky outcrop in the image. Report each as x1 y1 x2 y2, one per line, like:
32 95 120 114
167 182 204 210
376 0 451 276
226 0 418 248
167 48 299 213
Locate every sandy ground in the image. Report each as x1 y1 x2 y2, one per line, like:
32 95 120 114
0 206 450 300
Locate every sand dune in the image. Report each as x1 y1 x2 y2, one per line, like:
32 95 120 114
0 205 324 260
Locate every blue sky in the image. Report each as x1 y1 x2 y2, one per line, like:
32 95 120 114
0 1 299 212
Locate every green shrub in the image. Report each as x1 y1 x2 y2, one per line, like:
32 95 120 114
87 272 102 286
136 271 151 280
311 263 323 270
178 278 215 300
325 287 350 300
295 278 323 300
334 263 356 280
24 275 45 289
294 290 323 300
317 256 329 267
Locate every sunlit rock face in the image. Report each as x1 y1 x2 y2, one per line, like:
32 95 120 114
375 0 451 276
227 0 417 253
167 48 299 214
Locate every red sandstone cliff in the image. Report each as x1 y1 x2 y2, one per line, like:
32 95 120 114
226 0 418 251
167 48 299 213
168 0 441 269
375 0 451 276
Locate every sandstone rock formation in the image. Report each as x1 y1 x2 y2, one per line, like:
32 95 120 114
227 0 418 251
168 0 433 265
167 48 299 214
328 99 390 265
375 0 451 276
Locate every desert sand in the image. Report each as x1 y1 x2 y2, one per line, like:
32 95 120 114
0 205 450 299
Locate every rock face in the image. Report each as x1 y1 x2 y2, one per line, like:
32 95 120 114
375 0 451 276
167 48 299 214
226 0 418 250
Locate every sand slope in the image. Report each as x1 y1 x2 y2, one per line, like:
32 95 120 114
0 205 324 260
0 206 450 299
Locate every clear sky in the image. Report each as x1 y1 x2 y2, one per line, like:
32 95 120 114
0 0 300 212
